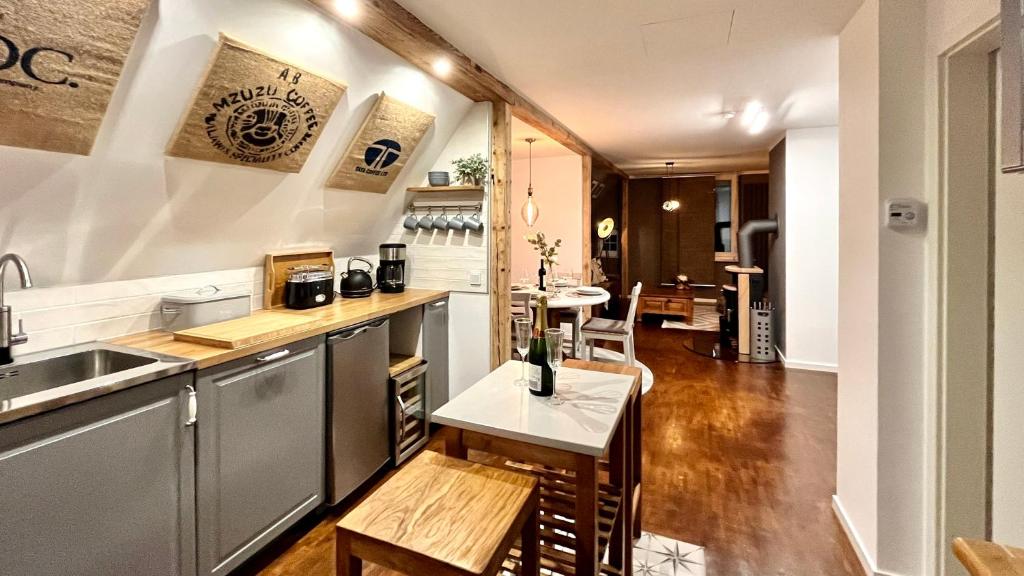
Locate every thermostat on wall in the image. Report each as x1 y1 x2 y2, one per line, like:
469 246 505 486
885 198 927 231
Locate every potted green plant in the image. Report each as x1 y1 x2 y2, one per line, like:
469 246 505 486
452 153 488 186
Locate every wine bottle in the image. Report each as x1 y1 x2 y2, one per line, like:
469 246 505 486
528 296 554 396
538 258 547 292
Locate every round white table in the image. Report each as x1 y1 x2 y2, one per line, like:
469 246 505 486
512 285 612 310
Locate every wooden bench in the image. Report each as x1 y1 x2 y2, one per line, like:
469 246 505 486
336 450 540 576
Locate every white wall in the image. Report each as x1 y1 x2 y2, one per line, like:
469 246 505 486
386 102 491 294
510 155 583 281
0 0 473 288
783 126 839 372
834 1 1009 575
836 1 881 572
992 77 1024 547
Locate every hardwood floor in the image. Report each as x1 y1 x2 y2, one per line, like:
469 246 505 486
632 324 862 576
238 324 861 576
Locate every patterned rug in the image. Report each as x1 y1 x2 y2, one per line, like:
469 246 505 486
660 304 719 332
632 532 707 576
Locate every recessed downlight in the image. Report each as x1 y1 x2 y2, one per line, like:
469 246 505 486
432 57 453 77
748 110 770 135
335 0 359 20
740 101 763 127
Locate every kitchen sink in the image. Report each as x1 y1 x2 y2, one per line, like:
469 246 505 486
0 342 195 425
0 348 158 401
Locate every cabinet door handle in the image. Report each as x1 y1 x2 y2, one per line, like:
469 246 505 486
256 349 290 363
333 328 366 341
430 301 447 309
185 385 197 427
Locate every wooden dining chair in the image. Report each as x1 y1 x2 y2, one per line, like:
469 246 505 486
511 291 533 324
582 282 642 366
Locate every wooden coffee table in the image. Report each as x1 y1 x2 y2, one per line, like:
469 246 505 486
638 286 695 322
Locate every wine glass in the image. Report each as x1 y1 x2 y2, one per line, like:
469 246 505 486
514 318 532 387
545 328 565 405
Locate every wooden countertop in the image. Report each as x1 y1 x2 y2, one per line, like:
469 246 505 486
954 538 1024 576
111 288 448 370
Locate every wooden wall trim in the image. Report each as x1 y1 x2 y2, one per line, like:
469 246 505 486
581 155 593 286
306 0 624 176
490 101 513 368
621 179 630 295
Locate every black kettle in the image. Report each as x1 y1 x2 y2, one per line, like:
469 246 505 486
339 257 375 298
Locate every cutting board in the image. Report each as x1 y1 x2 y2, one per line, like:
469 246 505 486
173 311 319 349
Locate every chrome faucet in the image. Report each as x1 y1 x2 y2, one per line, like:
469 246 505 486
0 254 32 365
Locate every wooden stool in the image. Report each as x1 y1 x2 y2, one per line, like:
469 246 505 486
336 450 540 576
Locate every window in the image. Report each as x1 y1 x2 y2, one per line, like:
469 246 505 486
715 180 732 253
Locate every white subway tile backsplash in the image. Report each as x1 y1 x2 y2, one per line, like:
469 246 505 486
7 216 484 357
15 327 75 356
6 266 264 356
73 312 162 344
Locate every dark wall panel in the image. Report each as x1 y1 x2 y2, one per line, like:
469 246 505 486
628 176 717 290
739 174 771 271
768 140 787 355
667 176 716 284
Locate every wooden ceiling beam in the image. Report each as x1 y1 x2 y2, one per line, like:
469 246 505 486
306 0 625 177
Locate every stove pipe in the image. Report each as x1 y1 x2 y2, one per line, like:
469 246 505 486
738 218 778 268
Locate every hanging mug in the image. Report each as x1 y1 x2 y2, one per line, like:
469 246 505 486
417 208 434 229
432 208 449 230
403 209 419 230
463 210 484 232
448 208 466 231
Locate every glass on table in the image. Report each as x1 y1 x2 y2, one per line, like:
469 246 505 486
514 317 532 387
545 328 565 405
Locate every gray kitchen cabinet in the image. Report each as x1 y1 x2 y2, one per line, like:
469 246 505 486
0 373 196 576
196 337 325 576
423 297 450 416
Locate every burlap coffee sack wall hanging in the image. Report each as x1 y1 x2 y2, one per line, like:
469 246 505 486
168 35 345 173
0 0 151 155
327 93 434 193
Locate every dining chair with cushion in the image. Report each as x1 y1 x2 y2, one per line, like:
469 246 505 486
582 282 642 366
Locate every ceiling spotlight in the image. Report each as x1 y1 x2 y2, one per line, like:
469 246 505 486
432 57 453 77
335 0 360 20
741 101 763 127
720 111 737 120
748 110 770 135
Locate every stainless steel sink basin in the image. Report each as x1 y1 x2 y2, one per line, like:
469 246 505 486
0 342 195 425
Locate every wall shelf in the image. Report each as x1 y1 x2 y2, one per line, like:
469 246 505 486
407 185 485 193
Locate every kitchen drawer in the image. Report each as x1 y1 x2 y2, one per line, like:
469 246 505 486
665 301 689 313
642 297 666 312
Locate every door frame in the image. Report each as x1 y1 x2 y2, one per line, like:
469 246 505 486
933 18 1000 576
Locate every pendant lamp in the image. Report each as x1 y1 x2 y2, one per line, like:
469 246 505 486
521 138 540 226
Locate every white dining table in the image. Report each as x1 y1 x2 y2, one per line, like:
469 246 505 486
432 359 643 576
511 285 611 310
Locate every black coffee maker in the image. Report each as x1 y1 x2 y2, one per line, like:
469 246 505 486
377 243 406 293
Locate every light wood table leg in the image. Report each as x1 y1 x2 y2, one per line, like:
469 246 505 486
575 454 599 576
609 407 631 572
336 529 362 576
632 387 643 539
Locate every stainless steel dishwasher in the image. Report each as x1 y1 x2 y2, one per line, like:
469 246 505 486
326 318 389 505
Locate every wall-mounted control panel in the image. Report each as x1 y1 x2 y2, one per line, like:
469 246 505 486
885 198 927 232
